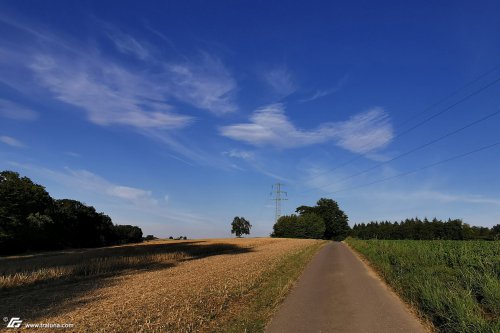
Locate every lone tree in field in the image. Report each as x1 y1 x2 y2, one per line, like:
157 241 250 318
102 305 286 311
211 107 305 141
231 216 251 237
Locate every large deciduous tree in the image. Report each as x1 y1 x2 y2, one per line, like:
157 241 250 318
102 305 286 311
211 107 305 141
0 171 54 252
0 170 145 254
231 216 251 238
271 213 325 239
296 198 350 241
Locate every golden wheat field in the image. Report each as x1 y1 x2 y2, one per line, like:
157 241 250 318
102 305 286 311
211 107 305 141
0 238 325 332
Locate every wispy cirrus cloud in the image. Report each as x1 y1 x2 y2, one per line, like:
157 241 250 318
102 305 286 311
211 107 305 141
165 53 237 115
7 161 220 233
300 75 349 103
0 14 238 164
0 99 38 121
0 135 26 148
64 151 81 158
7 161 157 205
30 53 193 129
47 167 156 203
405 190 500 206
222 149 255 160
220 103 393 154
333 108 394 153
106 28 150 60
263 65 297 97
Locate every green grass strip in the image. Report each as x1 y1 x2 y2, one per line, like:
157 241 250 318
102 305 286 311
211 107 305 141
345 238 500 333
219 240 327 333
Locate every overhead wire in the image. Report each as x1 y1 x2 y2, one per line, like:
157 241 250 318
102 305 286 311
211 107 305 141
328 141 500 194
305 64 500 184
302 108 500 193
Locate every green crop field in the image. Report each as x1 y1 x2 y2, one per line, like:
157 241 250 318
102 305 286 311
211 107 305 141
345 238 500 333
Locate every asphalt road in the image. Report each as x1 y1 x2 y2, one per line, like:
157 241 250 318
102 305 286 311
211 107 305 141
266 242 427 333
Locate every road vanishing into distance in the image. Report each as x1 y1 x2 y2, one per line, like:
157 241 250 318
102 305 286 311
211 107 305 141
266 242 427 333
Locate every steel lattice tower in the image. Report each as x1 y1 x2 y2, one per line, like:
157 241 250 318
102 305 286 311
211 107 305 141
271 183 287 223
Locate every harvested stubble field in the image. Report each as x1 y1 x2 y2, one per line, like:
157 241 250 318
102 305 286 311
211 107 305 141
0 238 325 332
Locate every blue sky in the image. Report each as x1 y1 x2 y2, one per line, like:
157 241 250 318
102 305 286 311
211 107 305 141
1 1 499 238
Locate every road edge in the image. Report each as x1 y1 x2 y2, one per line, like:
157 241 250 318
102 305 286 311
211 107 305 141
342 241 436 333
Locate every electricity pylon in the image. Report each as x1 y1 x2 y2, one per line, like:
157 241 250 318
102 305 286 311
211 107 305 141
271 183 287 223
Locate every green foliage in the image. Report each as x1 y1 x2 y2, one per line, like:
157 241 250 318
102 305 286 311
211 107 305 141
220 240 326 332
293 198 350 240
272 215 299 238
50 199 116 248
301 213 326 239
113 225 143 244
346 238 500 333
0 171 54 252
271 213 325 239
0 170 144 254
351 218 499 240
492 224 500 240
231 216 251 237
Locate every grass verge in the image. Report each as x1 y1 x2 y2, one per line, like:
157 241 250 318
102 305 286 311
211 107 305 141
216 240 327 332
345 238 500 333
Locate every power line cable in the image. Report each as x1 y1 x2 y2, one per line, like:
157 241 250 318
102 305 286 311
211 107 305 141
327 141 500 194
306 66 500 183
394 76 500 139
302 108 500 193
397 63 500 128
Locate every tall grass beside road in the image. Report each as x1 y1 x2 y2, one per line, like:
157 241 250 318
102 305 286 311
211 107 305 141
346 238 500 333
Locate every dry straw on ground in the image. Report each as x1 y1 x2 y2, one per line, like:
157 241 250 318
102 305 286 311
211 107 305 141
0 238 323 332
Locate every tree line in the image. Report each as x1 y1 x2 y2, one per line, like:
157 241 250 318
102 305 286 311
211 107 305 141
269 197 499 241
0 170 144 254
271 198 351 241
351 218 500 240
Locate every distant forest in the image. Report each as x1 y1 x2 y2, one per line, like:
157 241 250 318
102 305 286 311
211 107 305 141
0 170 143 255
352 218 500 240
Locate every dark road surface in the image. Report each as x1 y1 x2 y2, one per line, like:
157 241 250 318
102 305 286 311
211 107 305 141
266 242 427 333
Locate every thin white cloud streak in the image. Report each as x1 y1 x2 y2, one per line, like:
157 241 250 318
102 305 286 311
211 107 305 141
56 168 219 227
64 152 81 158
301 89 334 102
52 168 156 204
222 149 255 160
263 66 297 96
165 53 237 115
0 99 38 121
300 167 500 227
300 163 366 194
7 162 219 228
221 148 293 181
108 185 153 201
0 135 26 148
140 129 228 168
404 190 500 206
0 15 238 164
334 108 394 153
302 161 500 208
220 103 393 154
30 54 193 129
5 162 152 203
106 29 150 60
300 75 349 102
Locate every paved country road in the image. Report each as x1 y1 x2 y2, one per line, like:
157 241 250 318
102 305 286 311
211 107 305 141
266 242 427 333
